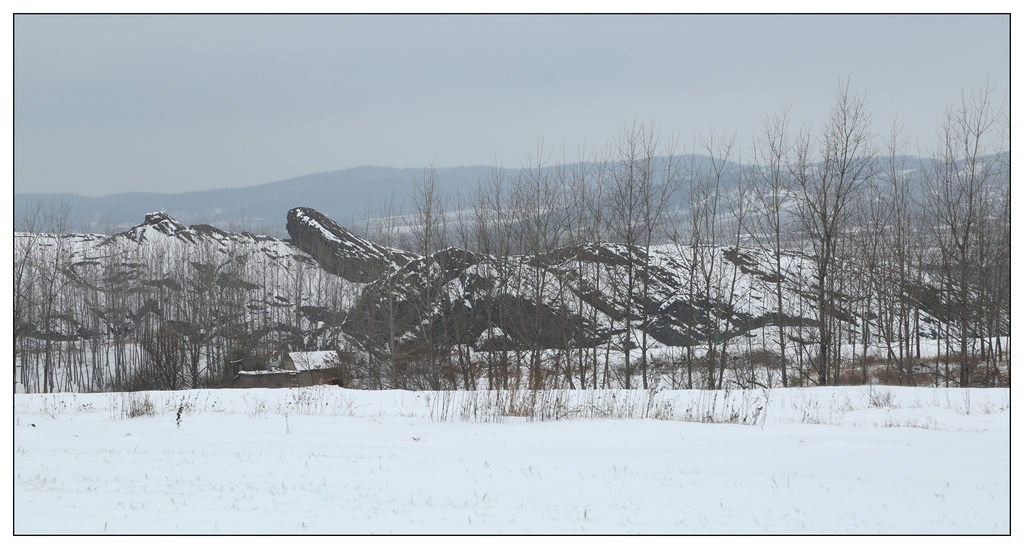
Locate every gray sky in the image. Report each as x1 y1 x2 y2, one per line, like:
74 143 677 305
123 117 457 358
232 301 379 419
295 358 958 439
15 14 1009 197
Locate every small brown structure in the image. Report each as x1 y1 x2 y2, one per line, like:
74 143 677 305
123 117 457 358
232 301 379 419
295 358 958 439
232 350 348 389
232 368 346 389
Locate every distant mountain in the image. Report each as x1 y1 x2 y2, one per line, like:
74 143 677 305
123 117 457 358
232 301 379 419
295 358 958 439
18 153 982 238
14 156 755 236
14 165 497 236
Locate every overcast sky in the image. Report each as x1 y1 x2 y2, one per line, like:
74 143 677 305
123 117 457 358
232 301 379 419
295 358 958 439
14 14 1009 197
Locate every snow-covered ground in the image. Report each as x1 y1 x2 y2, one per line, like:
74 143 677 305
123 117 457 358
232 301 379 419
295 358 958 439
14 386 1009 534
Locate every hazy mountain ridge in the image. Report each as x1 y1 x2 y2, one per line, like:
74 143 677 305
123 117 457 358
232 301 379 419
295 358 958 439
15 165 498 234
19 154 992 238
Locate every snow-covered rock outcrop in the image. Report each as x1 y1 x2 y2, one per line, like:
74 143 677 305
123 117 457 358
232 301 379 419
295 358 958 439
286 207 418 283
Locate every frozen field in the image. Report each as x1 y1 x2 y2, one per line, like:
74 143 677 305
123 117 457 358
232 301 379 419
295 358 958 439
14 386 1009 534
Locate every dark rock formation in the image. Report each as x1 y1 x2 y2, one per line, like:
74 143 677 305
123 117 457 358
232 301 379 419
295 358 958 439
285 207 418 283
124 211 190 242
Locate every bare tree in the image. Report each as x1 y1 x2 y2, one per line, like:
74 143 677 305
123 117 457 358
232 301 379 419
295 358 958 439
407 164 449 389
638 132 679 389
509 142 565 389
367 192 405 388
923 84 1005 387
477 162 517 389
14 199 47 391
988 122 1010 371
605 120 675 388
793 81 876 385
718 148 752 389
451 189 482 390
853 159 891 384
36 197 76 392
750 107 794 386
586 152 612 389
563 144 605 389
688 129 736 389
875 120 923 385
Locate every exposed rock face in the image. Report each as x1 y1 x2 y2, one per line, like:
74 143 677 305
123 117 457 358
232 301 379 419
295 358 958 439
285 207 419 283
337 225 956 358
341 238 832 354
123 211 191 242
342 245 587 351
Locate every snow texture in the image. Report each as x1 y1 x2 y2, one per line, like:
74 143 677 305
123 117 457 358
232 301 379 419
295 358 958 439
14 386 1009 534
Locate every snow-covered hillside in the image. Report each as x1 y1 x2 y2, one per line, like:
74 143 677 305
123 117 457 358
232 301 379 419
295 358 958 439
15 206 1005 394
14 386 1009 533
14 211 362 393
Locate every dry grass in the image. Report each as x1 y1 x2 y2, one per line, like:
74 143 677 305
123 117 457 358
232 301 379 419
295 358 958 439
428 387 770 426
732 350 1009 389
834 365 869 386
108 391 156 419
867 387 896 408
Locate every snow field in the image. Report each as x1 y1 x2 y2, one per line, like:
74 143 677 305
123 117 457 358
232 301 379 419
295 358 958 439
14 386 1009 534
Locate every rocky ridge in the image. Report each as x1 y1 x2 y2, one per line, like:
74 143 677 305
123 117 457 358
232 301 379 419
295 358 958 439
21 207 949 360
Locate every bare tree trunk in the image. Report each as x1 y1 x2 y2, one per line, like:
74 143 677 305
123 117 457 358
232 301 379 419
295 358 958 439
923 83 1005 387
792 81 876 386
